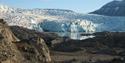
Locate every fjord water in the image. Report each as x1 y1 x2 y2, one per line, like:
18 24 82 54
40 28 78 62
57 32 95 40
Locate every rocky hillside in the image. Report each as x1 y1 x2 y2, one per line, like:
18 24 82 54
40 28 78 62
91 0 125 16
1 19 125 63
0 19 52 63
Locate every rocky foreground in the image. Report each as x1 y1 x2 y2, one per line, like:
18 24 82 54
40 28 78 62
0 19 125 63
0 19 51 63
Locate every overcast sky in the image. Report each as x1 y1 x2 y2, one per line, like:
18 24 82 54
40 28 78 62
0 0 113 13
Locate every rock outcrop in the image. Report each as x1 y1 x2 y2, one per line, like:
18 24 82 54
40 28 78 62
0 19 52 63
91 0 125 16
0 19 25 63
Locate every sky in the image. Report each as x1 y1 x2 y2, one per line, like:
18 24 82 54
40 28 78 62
0 0 113 13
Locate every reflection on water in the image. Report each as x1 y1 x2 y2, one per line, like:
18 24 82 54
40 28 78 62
57 32 95 40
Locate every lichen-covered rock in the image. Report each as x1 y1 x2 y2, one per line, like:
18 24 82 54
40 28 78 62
0 19 25 63
0 19 52 63
36 37 51 62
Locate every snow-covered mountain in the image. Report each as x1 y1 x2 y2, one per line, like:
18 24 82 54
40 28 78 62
0 5 125 33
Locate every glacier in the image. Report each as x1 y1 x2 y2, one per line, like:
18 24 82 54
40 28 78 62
0 5 125 40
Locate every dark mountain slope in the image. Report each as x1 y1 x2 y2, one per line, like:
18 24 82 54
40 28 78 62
91 0 125 16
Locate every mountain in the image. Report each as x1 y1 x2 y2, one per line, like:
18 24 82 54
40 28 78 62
91 0 125 16
0 5 125 33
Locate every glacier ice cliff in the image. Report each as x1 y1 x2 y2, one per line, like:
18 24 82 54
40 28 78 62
40 19 97 32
